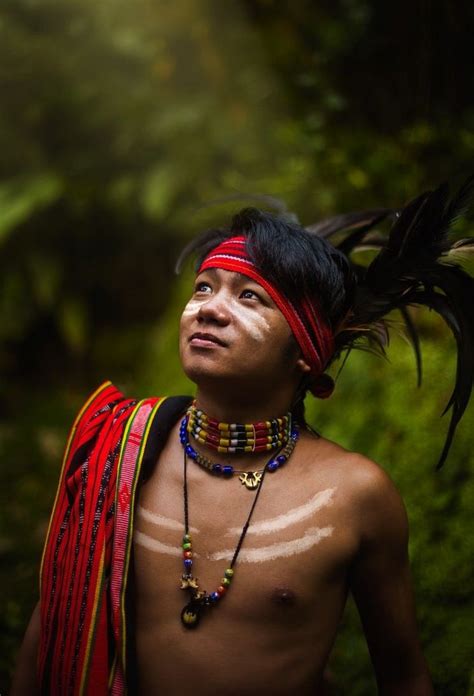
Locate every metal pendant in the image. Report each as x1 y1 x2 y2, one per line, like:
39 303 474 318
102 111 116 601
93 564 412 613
239 471 263 490
180 575 199 590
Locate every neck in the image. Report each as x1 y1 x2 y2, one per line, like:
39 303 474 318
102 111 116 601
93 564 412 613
193 384 296 423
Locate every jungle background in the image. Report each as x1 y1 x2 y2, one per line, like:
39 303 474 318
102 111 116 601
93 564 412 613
1 0 473 693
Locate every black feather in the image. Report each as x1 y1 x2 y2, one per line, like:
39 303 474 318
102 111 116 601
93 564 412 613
306 209 392 238
399 306 423 387
336 212 390 256
316 176 474 468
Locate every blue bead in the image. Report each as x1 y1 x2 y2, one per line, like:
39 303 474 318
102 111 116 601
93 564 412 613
212 464 222 474
277 454 286 464
184 559 193 569
180 435 187 444
185 444 194 456
223 465 234 476
267 461 279 472
210 592 220 602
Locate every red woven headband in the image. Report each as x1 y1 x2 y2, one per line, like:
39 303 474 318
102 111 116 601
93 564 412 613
198 236 335 382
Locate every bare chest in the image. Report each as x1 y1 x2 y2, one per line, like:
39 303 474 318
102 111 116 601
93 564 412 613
133 443 359 627
131 436 363 693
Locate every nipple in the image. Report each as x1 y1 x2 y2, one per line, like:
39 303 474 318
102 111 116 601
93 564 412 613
271 588 297 606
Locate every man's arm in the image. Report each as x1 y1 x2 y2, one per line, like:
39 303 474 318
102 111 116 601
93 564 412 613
348 458 433 696
10 601 41 696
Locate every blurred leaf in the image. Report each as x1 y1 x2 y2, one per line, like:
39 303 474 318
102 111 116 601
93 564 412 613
57 298 88 354
0 174 62 242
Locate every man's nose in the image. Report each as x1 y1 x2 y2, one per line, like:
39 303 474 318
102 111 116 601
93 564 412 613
197 292 231 324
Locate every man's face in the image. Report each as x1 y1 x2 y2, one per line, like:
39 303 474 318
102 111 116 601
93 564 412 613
179 268 301 391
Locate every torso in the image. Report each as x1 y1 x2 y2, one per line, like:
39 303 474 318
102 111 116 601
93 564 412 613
133 420 369 695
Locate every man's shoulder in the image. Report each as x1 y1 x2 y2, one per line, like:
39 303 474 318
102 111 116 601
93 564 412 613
300 431 407 537
302 430 398 490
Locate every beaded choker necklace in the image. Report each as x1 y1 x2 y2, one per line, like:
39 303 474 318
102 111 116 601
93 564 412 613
187 402 292 454
180 415 299 489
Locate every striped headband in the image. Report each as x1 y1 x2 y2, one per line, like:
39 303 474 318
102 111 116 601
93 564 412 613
198 236 335 395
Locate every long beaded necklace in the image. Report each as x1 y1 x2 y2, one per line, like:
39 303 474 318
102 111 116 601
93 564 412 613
178 412 300 629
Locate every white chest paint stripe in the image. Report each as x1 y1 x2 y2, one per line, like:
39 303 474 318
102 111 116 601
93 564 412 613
136 505 199 534
209 526 334 563
134 526 334 564
227 488 336 537
134 530 192 558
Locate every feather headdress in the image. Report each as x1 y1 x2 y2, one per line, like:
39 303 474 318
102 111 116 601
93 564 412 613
307 177 474 468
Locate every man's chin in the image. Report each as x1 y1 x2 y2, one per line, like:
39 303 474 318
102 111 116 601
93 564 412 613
182 365 246 392
183 366 231 384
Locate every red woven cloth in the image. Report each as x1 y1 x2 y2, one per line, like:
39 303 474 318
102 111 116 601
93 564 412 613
38 382 165 695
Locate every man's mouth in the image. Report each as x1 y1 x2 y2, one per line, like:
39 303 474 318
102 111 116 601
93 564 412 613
189 332 227 347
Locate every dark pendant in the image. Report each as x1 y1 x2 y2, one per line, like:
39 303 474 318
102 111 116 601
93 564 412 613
181 600 202 629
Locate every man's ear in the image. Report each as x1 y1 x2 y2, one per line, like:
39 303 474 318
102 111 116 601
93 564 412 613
296 357 312 374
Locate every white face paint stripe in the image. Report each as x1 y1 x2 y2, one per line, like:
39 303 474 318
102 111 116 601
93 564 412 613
136 505 199 534
209 526 334 564
182 293 272 343
227 488 336 537
226 297 271 342
181 299 204 316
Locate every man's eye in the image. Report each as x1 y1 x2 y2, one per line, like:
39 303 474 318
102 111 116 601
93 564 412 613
195 282 212 294
241 289 260 300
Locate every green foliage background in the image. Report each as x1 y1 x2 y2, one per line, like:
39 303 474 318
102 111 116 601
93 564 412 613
1 1 473 693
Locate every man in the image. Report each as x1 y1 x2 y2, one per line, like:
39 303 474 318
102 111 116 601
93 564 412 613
12 183 474 694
